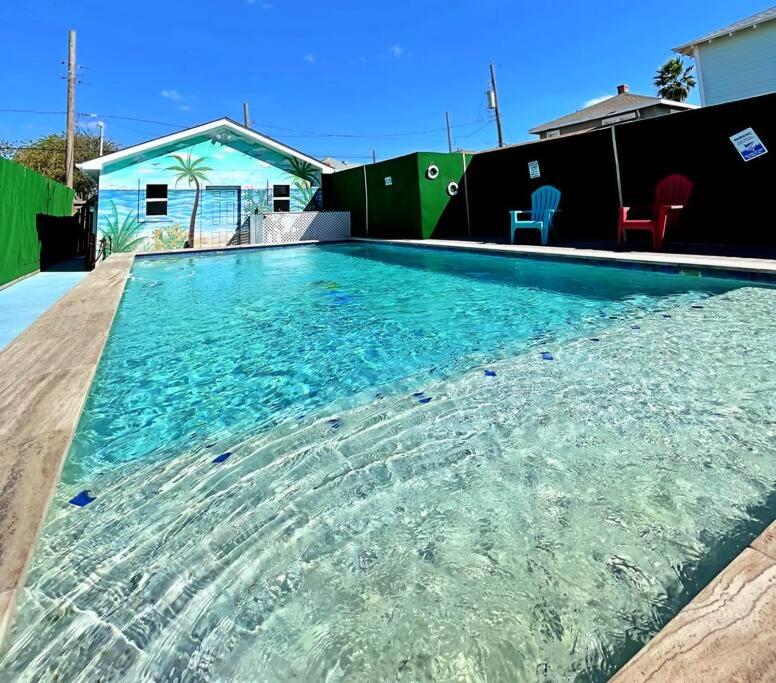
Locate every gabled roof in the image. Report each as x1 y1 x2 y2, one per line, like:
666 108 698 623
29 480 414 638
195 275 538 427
529 92 697 134
674 5 776 55
78 117 334 176
322 157 362 170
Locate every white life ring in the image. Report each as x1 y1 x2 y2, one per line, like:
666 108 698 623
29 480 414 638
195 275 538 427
447 181 459 196
426 164 440 180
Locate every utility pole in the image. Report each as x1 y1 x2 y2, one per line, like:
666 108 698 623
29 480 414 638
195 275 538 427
243 102 250 127
97 121 104 156
445 111 453 153
65 30 76 189
372 149 376 164
488 63 504 149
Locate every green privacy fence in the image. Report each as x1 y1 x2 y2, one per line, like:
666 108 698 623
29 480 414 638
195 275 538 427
0 157 74 287
323 152 473 240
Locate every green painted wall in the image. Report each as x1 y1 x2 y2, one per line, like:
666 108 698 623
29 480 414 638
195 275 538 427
363 154 422 238
322 164 368 232
0 157 75 286
323 151 473 239
416 152 472 239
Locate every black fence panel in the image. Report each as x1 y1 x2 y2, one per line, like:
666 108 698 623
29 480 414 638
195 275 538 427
614 93 775 249
465 128 619 244
464 92 775 251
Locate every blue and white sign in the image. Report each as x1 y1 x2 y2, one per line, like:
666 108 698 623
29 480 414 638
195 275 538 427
730 127 768 162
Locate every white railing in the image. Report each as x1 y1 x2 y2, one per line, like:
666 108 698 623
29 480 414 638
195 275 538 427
250 212 351 244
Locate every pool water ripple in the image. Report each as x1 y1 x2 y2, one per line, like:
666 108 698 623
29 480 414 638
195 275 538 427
2 279 775 680
64 243 738 483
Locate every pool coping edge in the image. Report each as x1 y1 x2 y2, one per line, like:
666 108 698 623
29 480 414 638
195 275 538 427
610 524 776 681
133 238 350 259
0 252 134 645
353 238 776 282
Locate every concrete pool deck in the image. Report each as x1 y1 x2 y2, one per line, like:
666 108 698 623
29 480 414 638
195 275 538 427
0 239 775 680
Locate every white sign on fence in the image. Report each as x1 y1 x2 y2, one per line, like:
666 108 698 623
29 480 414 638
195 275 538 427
528 160 541 179
730 127 768 162
384 176 393 186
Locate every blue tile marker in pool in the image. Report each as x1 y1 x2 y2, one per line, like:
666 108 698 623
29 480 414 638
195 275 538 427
418 397 433 404
540 351 554 361
328 418 342 430
69 490 96 507
484 369 497 377
212 451 232 464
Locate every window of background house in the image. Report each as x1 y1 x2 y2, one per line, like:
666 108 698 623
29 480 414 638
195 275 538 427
146 184 168 216
273 184 290 212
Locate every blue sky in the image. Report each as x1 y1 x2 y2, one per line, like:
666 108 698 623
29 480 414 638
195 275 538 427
0 0 766 161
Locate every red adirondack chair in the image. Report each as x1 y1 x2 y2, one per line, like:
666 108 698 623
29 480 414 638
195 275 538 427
618 174 694 251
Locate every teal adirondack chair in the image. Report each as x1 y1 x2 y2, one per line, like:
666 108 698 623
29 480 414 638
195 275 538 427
510 185 561 245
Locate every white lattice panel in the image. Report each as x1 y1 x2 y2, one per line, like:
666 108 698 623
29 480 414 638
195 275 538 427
256 212 350 244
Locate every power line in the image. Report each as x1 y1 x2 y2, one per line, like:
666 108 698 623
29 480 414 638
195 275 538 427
0 108 486 141
0 145 395 160
0 108 66 115
456 121 492 139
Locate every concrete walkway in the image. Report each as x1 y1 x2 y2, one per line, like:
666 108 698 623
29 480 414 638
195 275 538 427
0 253 133 643
0 261 88 351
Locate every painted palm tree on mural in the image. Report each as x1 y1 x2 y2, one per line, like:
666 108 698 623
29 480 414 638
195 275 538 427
165 154 212 248
102 201 146 252
654 58 696 102
285 157 321 210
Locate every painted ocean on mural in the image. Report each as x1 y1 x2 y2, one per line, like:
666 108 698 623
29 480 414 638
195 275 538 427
96 138 323 251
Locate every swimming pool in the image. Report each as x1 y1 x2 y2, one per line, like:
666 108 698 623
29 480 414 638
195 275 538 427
2 243 775 680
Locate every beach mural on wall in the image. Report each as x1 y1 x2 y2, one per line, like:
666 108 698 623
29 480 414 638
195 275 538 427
96 139 323 251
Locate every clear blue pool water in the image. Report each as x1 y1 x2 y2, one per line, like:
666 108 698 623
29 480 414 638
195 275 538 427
66 243 739 482
3 243 775 681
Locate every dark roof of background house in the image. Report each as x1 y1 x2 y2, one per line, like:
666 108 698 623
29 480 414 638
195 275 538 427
674 5 776 55
528 92 695 134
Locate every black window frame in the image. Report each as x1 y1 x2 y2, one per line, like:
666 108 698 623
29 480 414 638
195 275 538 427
273 184 290 198
145 183 168 217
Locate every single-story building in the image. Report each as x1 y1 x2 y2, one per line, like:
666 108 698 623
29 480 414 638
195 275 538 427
673 5 776 106
529 85 696 139
78 118 334 250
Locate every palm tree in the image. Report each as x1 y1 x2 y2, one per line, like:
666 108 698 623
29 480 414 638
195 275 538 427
165 154 212 248
654 58 696 102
